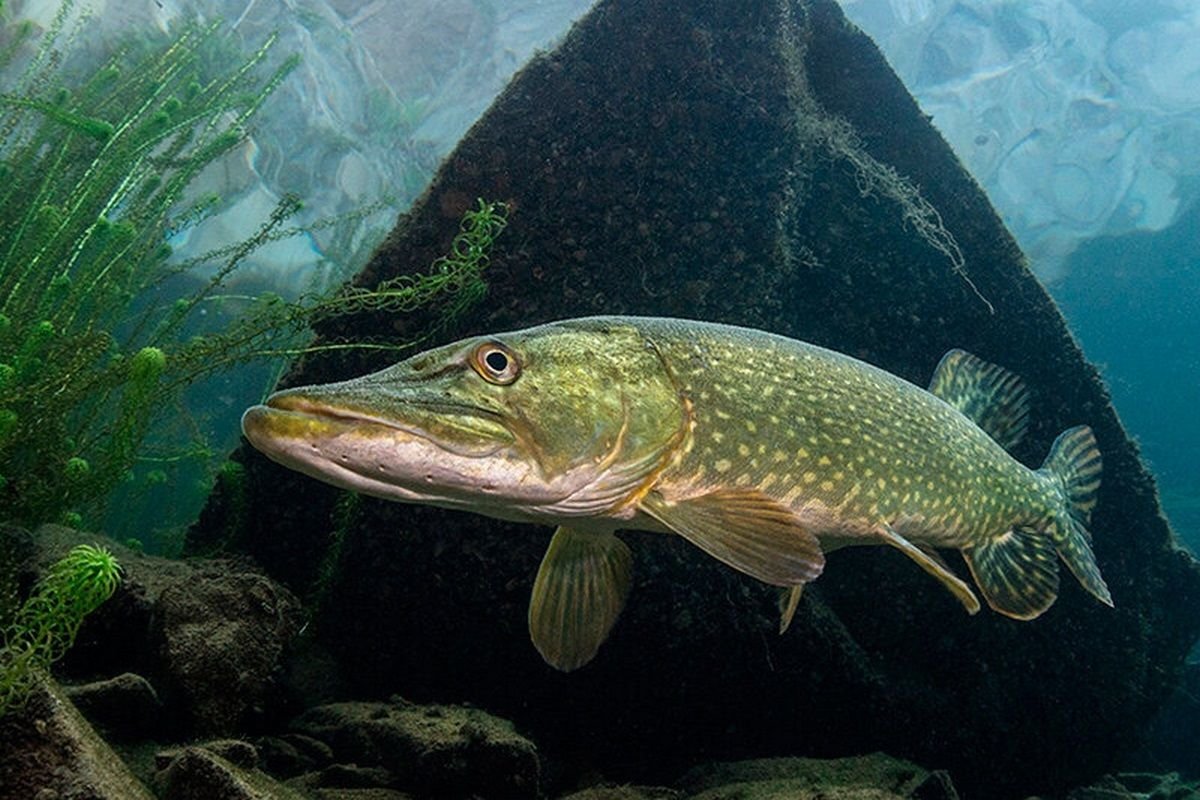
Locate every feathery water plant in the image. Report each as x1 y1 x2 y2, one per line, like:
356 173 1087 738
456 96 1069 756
0 2 510 530
307 197 508 327
0 543 121 716
0 5 299 526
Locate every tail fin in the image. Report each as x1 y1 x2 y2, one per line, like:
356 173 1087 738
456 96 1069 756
1039 425 1112 607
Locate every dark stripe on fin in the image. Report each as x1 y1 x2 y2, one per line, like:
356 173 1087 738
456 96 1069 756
928 349 1030 451
1056 516 1111 607
1038 425 1111 606
963 527 1061 619
528 527 633 672
641 489 825 586
1036 424 1108 606
1040 425 1103 526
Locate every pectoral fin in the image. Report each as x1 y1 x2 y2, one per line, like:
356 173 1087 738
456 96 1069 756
878 524 981 614
528 526 632 672
641 489 824 586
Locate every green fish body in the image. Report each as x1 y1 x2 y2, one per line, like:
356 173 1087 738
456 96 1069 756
242 317 1110 670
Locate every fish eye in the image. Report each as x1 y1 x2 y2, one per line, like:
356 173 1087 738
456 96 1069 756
485 350 508 372
471 341 520 385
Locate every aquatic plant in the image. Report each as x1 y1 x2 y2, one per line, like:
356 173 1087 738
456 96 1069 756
0 5 299 527
800 111 993 312
0 1 509 531
308 197 508 328
0 543 121 717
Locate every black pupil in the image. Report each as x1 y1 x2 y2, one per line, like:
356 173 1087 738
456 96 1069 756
484 350 509 373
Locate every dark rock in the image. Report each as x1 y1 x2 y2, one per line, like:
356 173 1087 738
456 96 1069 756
189 0 1200 796
0 673 155 800
204 739 261 770
32 524 193 681
557 788 681 800
910 770 959 800
155 741 258 772
307 789 414 800
0 524 36 610
156 746 307 800
1065 790 1132 800
1064 772 1200 800
1063 774 1136 800
292 699 539 799
152 569 302 736
64 672 163 739
285 732 336 764
259 735 319 779
1116 772 1172 794
678 754 946 799
1125 659 1200 779
17 525 303 739
306 764 397 789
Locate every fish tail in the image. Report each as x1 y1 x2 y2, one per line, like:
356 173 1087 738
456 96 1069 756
1039 425 1112 608
962 425 1110 619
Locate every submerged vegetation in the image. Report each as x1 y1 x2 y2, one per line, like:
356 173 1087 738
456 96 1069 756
0 543 121 716
0 2 509 531
309 196 507 328
0 5 299 527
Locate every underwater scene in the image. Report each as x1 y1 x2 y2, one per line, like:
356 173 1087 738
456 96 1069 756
1 0 1197 798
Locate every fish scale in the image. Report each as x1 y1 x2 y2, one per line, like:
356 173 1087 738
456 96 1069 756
648 320 1038 548
241 315 1111 671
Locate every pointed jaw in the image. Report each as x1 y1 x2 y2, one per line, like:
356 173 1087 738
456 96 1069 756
241 391 524 507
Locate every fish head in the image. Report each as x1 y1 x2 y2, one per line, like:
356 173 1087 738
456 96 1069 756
241 318 688 521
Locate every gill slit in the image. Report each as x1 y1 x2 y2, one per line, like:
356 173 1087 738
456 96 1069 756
610 335 697 514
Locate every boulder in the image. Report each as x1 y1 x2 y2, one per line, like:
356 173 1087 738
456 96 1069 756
156 745 308 800
18 525 302 738
554 755 952 800
678 755 957 800
306 790 413 800
0 524 35 613
189 0 1200 795
1061 772 1199 800
556 788 682 800
258 732 336 778
1123 659 1200 779
63 671 164 739
152 569 302 735
0 674 155 800
156 739 261 772
290 698 540 799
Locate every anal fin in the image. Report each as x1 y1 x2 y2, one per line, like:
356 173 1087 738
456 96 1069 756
528 526 632 672
878 524 980 614
962 527 1060 620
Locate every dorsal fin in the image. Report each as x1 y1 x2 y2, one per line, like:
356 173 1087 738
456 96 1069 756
928 349 1030 451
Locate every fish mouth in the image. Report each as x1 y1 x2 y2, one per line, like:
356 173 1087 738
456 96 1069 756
240 390 524 507
242 392 510 459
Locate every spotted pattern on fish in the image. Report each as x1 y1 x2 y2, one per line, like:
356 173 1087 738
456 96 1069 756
641 319 1049 548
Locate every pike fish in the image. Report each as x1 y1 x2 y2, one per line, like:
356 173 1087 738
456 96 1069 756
241 316 1111 670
